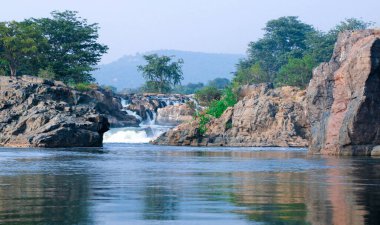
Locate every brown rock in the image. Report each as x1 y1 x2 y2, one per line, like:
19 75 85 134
156 104 195 125
153 84 309 147
307 30 380 155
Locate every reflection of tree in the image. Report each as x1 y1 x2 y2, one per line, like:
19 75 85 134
142 183 179 220
0 174 91 224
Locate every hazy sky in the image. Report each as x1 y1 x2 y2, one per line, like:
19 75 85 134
1 0 379 63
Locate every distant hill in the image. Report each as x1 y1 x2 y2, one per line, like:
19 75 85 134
92 50 243 90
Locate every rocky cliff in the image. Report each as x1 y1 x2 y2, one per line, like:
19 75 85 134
153 84 309 147
307 30 380 155
0 76 113 147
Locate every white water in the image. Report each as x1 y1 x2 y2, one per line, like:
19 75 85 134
103 125 172 144
104 98 173 144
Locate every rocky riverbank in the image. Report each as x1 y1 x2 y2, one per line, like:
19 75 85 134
0 76 119 147
154 29 380 155
153 83 309 147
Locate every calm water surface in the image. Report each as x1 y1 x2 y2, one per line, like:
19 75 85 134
0 144 379 225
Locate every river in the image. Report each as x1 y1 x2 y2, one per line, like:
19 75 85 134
0 142 379 224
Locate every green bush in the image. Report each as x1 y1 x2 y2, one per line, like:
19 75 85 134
206 87 237 118
275 55 317 88
196 112 211 136
195 87 238 136
195 86 222 106
72 82 98 92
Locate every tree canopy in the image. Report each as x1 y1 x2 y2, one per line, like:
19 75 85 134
138 54 184 93
233 17 374 88
0 10 108 83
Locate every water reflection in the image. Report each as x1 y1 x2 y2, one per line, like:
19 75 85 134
0 146 379 224
0 174 91 224
142 182 179 220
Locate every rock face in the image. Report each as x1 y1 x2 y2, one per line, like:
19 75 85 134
123 93 194 121
0 76 111 147
153 84 309 147
156 104 195 125
307 30 380 155
86 90 139 128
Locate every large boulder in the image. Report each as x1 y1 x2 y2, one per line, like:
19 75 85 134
153 84 309 147
0 76 111 147
307 30 380 155
156 104 195 125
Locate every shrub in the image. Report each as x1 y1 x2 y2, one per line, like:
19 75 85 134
195 86 222 106
197 112 211 136
72 82 98 92
37 67 56 80
206 87 238 118
195 87 238 136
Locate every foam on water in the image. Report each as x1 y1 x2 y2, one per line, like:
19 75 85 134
103 128 152 143
103 125 172 144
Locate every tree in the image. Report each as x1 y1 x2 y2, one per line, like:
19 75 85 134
34 11 108 83
0 21 46 77
275 55 317 88
137 54 184 93
233 62 269 85
330 18 374 36
306 18 374 63
248 16 316 75
234 17 374 88
173 82 204 94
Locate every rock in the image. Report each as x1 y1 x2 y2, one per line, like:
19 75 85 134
307 30 380 155
371 146 380 156
153 84 309 147
85 89 139 128
123 93 195 121
156 104 195 125
0 75 111 147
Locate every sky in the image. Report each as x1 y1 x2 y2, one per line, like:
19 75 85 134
1 0 379 64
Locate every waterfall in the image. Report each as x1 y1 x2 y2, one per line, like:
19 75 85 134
104 98 172 144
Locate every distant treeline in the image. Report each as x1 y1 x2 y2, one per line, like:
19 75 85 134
233 17 374 88
0 11 108 84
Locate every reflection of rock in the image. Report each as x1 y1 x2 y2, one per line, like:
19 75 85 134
154 84 309 147
0 76 110 147
0 173 91 224
156 104 195 125
307 30 380 155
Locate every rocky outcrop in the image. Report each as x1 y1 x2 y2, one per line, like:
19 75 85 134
307 30 380 155
153 84 309 147
86 90 139 128
123 93 194 121
156 104 195 125
0 76 111 147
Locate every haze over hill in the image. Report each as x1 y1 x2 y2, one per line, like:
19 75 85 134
92 50 243 90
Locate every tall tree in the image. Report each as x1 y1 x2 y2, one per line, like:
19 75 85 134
34 11 108 83
137 54 184 93
247 16 316 77
0 21 45 77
